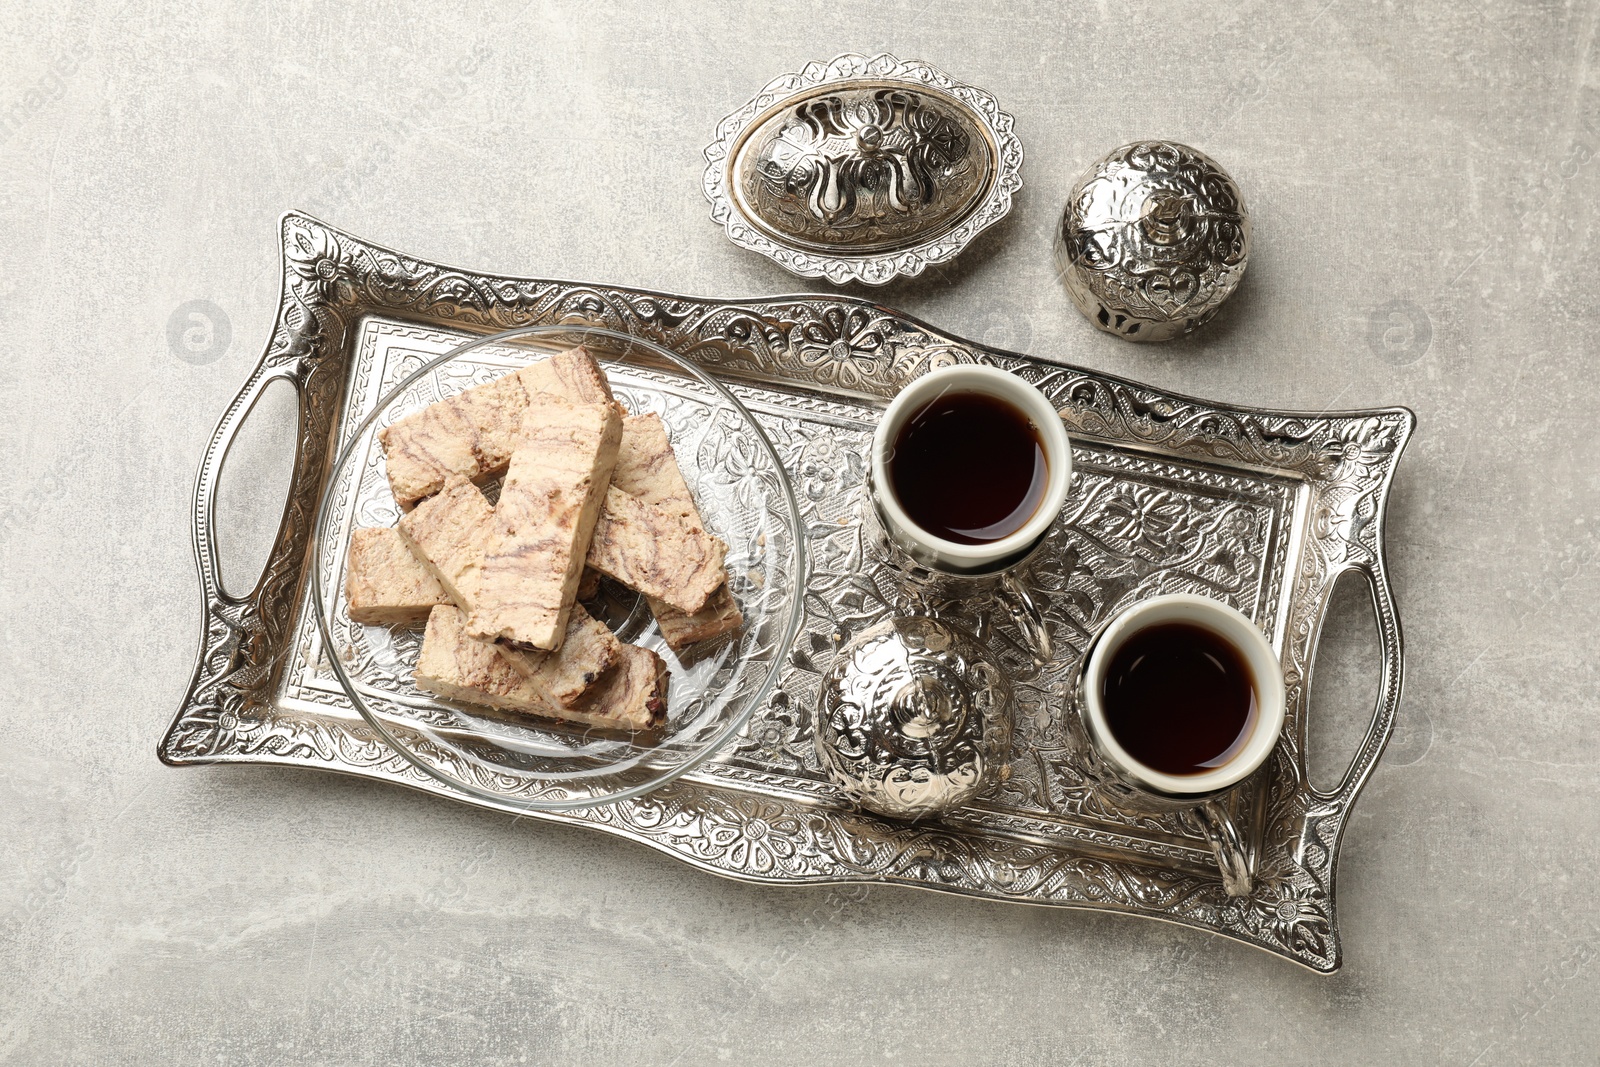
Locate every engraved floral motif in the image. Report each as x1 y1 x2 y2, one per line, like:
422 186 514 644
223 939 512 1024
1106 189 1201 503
793 419 866 503
789 307 891 389
744 87 982 246
284 221 346 299
702 799 807 874
1252 876 1333 957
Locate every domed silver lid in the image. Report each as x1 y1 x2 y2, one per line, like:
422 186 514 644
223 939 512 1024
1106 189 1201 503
814 616 1012 821
704 53 1024 286
1054 141 1250 342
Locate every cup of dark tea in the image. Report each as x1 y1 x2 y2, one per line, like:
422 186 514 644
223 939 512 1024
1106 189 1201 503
1074 593 1287 897
872 364 1073 574
868 364 1074 660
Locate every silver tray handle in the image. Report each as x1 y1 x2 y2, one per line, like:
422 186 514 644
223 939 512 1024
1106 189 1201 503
165 338 336 767
191 366 307 609
1318 555 1406 808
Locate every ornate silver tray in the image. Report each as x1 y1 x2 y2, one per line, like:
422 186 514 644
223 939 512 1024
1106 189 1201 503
161 213 1414 973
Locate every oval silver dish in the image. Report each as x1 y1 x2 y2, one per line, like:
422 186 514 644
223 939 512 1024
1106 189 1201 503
703 53 1024 286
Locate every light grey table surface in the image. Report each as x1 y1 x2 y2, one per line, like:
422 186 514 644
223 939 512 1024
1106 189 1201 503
2 1 1597 1064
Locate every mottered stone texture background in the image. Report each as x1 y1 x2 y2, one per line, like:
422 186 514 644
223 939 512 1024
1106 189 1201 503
1 1 1597 1064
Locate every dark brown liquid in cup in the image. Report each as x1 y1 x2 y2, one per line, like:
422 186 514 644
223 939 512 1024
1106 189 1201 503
888 392 1047 546
1100 622 1258 777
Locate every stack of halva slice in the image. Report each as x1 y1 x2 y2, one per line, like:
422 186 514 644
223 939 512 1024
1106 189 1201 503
344 347 742 732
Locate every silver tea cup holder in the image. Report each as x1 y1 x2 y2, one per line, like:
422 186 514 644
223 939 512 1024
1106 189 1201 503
1070 594 1289 897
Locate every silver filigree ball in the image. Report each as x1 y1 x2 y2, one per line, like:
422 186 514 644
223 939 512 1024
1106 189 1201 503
1054 141 1250 343
815 616 1012 821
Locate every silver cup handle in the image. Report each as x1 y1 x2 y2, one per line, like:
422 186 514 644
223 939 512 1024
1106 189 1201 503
997 570 1050 666
1192 799 1255 898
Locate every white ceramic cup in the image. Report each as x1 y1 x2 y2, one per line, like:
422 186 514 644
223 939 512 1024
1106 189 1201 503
1079 593 1287 797
1075 593 1286 896
870 364 1074 576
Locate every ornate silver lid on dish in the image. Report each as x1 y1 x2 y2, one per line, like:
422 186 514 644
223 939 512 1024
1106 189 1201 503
1054 141 1250 342
814 616 1013 821
704 53 1024 286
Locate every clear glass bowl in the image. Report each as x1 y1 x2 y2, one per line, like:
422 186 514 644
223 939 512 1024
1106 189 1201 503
310 324 805 812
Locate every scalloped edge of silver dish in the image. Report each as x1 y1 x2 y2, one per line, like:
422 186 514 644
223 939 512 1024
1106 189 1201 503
702 52 1025 286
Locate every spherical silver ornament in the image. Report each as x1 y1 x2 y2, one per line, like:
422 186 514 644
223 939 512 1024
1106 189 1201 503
814 616 1012 821
1054 141 1250 343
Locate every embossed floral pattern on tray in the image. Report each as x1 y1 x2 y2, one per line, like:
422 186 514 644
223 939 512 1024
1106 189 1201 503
162 213 1413 973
